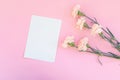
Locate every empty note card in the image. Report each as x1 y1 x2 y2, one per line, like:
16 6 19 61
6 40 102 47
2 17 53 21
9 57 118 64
24 15 61 62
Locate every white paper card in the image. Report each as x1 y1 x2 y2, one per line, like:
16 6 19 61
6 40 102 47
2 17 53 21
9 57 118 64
24 15 61 62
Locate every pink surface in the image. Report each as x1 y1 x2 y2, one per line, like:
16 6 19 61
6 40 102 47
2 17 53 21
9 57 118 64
0 0 120 80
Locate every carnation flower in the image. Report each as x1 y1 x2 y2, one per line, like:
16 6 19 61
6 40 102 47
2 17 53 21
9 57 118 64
91 24 103 35
62 36 75 48
77 37 88 51
72 4 80 18
76 17 86 30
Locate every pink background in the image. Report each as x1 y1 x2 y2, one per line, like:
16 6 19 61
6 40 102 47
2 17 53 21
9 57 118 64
0 0 120 80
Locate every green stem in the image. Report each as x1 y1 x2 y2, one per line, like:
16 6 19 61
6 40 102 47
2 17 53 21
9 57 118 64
84 15 99 24
87 44 120 59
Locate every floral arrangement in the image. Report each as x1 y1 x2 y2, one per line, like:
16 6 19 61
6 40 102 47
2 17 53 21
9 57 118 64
62 5 120 65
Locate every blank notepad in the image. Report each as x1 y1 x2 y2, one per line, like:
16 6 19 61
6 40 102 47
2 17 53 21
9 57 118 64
24 15 61 62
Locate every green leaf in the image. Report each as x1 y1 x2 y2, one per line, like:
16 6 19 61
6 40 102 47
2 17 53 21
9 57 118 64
84 23 91 29
116 44 120 49
77 11 85 16
99 32 104 39
86 44 90 48
68 42 75 47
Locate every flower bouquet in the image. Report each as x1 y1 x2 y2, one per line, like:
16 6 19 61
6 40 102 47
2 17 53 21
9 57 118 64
62 5 120 65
